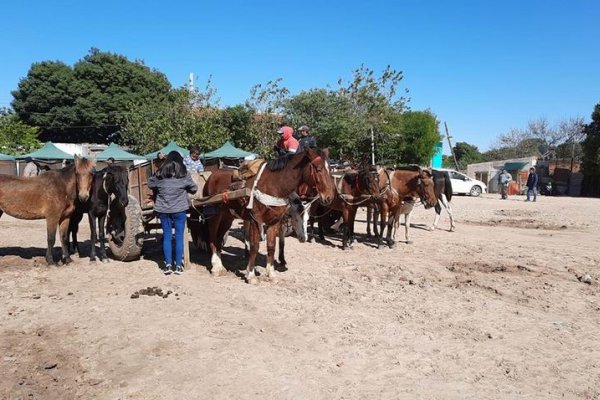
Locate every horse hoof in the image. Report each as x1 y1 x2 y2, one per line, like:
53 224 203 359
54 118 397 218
427 226 435 231
450 227 456 232
102 258 110 264
211 267 227 277
247 276 259 285
62 257 73 265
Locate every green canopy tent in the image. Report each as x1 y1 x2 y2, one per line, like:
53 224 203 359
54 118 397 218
202 141 256 161
145 141 189 161
95 143 146 161
0 153 15 161
17 142 74 160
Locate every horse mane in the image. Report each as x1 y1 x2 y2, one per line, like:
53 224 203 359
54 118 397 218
266 153 294 171
394 165 422 172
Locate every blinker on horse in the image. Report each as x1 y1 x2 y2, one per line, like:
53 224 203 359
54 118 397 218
0 155 95 265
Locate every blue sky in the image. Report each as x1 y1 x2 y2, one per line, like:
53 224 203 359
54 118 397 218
1 0 599 152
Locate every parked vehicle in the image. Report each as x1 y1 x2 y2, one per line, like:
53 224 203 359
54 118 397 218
437 168 487 196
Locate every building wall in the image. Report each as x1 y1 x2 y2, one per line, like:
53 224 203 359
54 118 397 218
467 156 537 193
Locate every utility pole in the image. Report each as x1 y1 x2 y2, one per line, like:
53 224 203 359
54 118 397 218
370 127 375 165
445 122 460 170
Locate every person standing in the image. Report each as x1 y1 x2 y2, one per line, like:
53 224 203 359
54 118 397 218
297 125 317 152
183 145 204 173
23 157 40 178
148 151 198 275
498 169 512 199
525 167 538 202
274 126 299 157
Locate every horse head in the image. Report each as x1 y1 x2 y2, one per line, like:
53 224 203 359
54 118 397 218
74 155 96 202
287 197 309 243
417 168 437 209
104 164 129 208
303 148 335 205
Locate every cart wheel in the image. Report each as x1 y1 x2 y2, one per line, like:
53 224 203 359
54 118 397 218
108 195 144 261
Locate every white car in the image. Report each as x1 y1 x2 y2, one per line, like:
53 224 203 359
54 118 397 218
437 168 487 197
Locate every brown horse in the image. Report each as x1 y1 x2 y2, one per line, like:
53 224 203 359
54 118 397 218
203 148 334 284
368 166 438 248
0 155 95 265
307 165 380 249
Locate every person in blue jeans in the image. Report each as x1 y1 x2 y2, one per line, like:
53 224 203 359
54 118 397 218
148 151 198 275
525 167 538 202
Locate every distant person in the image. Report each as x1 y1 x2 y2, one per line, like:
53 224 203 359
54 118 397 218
148 151 198 275
525 167 538 202
297 125 317 152
183 145 204 173
23 157 40 178
106 157 116 164
498 169 512 200
274 126 299 157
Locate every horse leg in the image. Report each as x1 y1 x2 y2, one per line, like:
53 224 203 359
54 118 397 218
443 195 456 232
377 204 388 249
266 223 280 278
405 210 413 244
88 213 97 262
340 207 351 250
245 220 261 285
243 220 250 258
348 207 358 248
45 218 59 265
208 214 226 276
277 224 286 266
58 218 73 265
385 210 397 248
98 214 109 262
366 205 372 237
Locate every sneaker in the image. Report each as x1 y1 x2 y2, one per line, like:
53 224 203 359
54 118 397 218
164 264 173 275
174 265 183 275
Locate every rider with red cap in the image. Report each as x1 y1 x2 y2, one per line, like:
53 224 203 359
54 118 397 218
274 126 299 157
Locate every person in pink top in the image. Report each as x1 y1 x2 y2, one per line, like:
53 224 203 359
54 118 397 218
274 126 299 157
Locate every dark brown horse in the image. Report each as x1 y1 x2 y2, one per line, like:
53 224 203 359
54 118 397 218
0 155 95 265
68 164 130 262
307 165 380 249
368 166 438 248
203 148 335 284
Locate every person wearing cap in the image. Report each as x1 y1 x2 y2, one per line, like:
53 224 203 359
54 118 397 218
23 157 40 178
297 125 317 152
274 126 299 157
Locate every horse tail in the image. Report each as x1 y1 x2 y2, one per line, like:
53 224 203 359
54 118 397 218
443 171 453 203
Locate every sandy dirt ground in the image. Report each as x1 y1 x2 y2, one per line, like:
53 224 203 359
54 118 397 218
1 193 599 399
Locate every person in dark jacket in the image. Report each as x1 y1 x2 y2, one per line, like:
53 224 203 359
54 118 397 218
148 151 198 275
297 125 317 152
525 167 538 202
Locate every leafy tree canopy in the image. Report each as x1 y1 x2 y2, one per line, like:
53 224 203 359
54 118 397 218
0 109 41 154
582 103 600 176
12 48 171 143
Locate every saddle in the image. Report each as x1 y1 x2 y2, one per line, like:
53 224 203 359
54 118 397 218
230 160 264 190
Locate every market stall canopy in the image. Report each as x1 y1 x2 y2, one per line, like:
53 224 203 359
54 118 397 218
202 141 256 160
502 162 528 171
17 142 74 160
96 143 146 161
0 153 15 161
145 141 189 160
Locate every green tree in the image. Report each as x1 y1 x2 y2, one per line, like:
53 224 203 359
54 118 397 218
0 109 41 154
453 142 483 169
395 111 441 165
582 103 600 176
222 105 254 150
12 48 171 143
284 89 363 160
119 89 228 154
